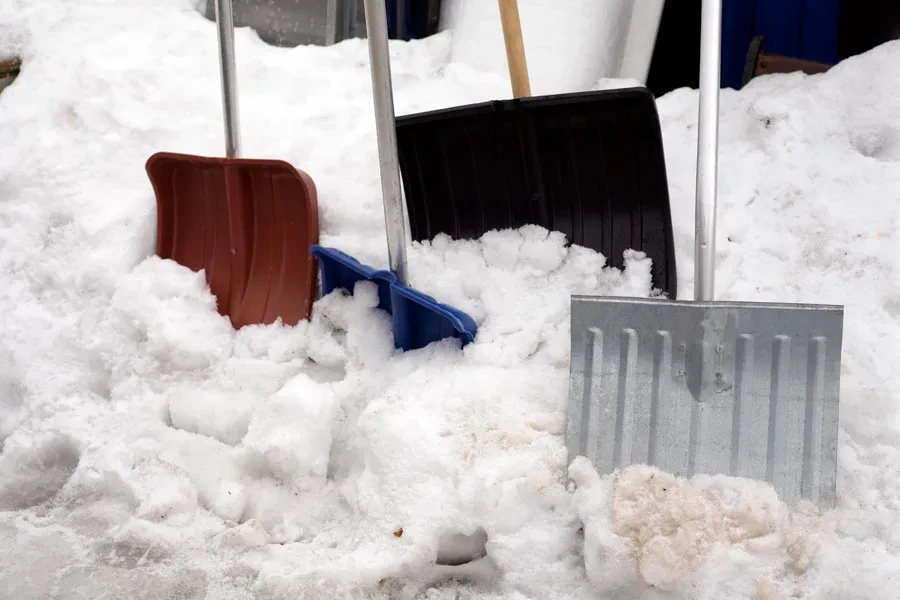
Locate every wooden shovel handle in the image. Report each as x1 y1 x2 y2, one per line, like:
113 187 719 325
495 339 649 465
497 0 531 98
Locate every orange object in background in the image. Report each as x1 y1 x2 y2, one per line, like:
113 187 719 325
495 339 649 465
146 0 320 329
146 153 318 328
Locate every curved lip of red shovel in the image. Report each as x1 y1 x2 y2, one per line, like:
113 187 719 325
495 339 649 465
146 150 320 329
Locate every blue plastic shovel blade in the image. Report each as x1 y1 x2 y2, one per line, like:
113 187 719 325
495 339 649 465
310 245 478 352
312 245 396 313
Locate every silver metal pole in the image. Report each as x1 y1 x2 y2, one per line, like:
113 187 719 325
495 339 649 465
214 0 241 158
363 0 410 284
693 0 721 301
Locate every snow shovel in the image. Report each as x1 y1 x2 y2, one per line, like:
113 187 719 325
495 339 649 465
309 0 478 352
146 0 319 330
565 0 844 509
392 0 678 298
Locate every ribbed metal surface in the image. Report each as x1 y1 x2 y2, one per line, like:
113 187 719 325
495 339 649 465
567 296 844 508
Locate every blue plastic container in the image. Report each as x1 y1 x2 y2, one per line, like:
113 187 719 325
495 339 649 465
721 0 841 89
310 245 478 352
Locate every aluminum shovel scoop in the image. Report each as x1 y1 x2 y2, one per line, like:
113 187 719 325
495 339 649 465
564 0 844 509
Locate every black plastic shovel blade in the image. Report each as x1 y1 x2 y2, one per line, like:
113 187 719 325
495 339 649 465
395 87 678 299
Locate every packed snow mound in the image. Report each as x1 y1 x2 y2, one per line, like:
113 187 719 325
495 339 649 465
1 0 900 597
570 458 837 598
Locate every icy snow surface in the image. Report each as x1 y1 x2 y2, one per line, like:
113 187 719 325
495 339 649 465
1 0 900 598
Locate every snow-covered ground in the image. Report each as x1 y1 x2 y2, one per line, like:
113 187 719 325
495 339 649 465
1 0 900 598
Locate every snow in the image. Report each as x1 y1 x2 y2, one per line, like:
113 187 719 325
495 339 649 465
0 0 899 598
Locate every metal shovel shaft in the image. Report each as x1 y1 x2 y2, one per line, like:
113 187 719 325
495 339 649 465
363 0 410 285
694 0 721 301
214 0 241 158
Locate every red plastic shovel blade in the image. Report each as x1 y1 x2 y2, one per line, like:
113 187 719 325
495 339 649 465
146 151 319 329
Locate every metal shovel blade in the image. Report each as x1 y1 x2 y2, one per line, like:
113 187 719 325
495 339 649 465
567 295 843 508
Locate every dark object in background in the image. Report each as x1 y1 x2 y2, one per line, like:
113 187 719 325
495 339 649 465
386 0 442 40
837 0 900 58
718 0 841 89
204 0 357 46
201 0 441 46
394 87 679 299
646 0 900 97
741 35 833 86
0 56 20 95
646 0 701 98
650 0 841 92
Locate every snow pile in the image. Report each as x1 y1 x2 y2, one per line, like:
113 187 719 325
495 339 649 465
571 459 835 598
1 0 900 598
